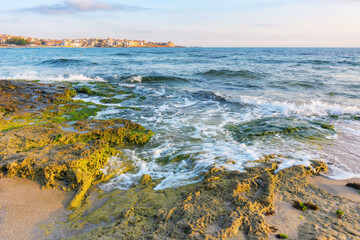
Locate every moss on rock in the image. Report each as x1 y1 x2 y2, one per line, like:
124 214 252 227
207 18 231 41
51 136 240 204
0 80 154 209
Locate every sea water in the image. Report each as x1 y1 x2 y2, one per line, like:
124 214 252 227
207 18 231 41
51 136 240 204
1 47 359 190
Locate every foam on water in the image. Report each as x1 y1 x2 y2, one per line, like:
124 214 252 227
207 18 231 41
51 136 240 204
98 84 344 191
320 120 360 179
0 71 104 82
2 47 360 190
215 93 360 118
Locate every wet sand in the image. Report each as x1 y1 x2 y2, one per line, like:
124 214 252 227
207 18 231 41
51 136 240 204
265 175 360 239
308 176 360 203
0 175 360 239
0 177 73 240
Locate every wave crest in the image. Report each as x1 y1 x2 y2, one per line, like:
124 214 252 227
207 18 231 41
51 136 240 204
121 75 188 83
198 69 265 79
40 58 85 66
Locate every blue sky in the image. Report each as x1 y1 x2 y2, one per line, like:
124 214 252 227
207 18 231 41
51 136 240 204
1 0 360 47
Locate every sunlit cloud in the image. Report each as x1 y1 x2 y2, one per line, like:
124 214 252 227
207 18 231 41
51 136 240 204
20 0 145 15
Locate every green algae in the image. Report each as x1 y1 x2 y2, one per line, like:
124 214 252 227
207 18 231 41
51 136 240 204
75 86 115 97
227 117 336 143
42 100 106 122
321 123 334 130
66 157 285 240
116 106 141 111
139 174 153 185
77 82 133 97
156 153 195 166
52 157 360 240
336 210 344 216
353 115 360 120
0 119 28 132
66 181 199 239
293 200 319 211
276 234 289 239
100 98 124 104
0 80 154 210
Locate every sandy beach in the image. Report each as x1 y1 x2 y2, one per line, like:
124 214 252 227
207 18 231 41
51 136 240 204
1 174 359 239
308 176 360 203
267 175 360 240
0 178 73 240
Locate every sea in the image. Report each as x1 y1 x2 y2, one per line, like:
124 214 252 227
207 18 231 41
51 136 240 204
1 47 360 190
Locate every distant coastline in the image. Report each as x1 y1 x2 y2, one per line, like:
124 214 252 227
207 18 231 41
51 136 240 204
0 45 184 48
0 34 182 48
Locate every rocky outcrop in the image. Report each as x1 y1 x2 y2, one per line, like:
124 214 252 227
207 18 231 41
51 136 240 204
0 80 154 209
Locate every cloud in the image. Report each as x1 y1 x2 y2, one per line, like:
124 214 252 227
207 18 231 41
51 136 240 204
21 0 144 15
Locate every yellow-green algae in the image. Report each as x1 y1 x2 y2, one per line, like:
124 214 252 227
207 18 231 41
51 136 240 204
62 157 330 240
59 157 300 239
61 157 360 240
0 80 154 209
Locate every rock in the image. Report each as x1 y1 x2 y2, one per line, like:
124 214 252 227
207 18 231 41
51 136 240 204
139 174 153 185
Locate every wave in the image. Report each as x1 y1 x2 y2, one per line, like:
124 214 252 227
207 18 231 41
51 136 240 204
40 58 86 66
121 75 188 83
198 69 265 79
297 59 360 66
111 53 131 56
337 60 360 66
279 80 325 89
188 90 229 102
0 71 104 82
215 93 360 117
298 60 332 65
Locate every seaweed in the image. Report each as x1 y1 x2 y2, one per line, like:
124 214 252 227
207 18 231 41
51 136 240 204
321 124 335 130
336 210 345 219
100 98 124 104
276 234 289 239
346 182 360 190
293 200 319 211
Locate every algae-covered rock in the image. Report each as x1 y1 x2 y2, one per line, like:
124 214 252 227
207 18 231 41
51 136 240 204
64 158 357 240
139 174 153 185
227 117 336 143
65 160 282 240
0 80 154 209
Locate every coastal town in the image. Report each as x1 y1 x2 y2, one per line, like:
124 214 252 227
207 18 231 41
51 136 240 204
0 34 177 48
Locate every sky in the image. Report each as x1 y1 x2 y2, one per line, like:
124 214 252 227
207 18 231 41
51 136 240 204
1 0 360 47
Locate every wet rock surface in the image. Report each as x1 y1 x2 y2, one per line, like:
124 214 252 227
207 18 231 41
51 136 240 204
1 80 360 240
0 80 154 209
63 157 360 240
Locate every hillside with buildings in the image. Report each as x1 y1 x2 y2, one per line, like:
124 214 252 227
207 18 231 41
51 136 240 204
0 34 177 48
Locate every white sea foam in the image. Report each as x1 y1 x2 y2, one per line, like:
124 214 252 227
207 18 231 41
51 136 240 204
128 75 143 83
99 89 335 191
215 93 360 118
81 83 360 191
0 71 104 82
320 120 360 180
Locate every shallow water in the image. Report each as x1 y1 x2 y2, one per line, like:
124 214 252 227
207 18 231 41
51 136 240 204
1 47 359 189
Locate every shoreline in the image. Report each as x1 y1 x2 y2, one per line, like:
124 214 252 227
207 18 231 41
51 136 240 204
1 172 359 239
0 46 184 49
308 175 360 202
1 80 360 239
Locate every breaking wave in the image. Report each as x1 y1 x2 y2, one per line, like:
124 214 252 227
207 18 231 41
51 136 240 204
121 75 188 83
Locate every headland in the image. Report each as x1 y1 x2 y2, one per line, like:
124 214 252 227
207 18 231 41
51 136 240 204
0 34 179 48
